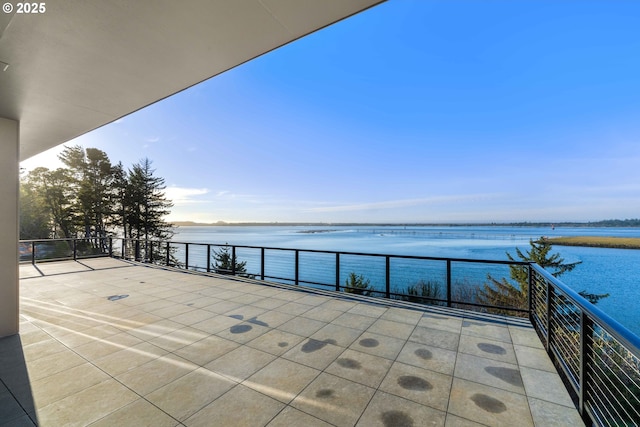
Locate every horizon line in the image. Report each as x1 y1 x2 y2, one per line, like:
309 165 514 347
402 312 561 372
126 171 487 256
171 219 640 227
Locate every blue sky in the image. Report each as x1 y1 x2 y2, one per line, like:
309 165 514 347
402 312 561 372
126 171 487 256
21 1 640 223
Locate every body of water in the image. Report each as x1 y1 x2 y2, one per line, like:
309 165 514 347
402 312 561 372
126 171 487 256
173 225 640 335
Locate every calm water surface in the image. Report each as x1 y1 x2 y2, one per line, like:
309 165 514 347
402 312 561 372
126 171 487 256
173 225 640 335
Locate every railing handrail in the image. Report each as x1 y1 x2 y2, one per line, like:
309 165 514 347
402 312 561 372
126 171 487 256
116 237 531 267
19 237 106 243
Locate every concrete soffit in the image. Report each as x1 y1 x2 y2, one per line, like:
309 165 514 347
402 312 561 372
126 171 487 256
0 0 384 160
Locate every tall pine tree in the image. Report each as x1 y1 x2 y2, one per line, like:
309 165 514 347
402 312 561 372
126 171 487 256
126 158 173 241
19 170 52 239
58 146 116 239
19 147 175 243
479 238 606 315
21 167 75 238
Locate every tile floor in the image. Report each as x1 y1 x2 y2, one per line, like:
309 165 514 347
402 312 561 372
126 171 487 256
0 258 585 426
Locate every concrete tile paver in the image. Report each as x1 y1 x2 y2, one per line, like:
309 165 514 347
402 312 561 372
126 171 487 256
3 260 583 427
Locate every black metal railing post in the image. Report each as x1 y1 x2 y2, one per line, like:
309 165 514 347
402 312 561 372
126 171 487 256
206 245 211 273
260 248 265 280
385 256 390 299
446 259 452 307
135 240 140 261
108 237 113 257
335 253 340 292
185 243 189 270
232 246 237 275
165 242 170 266
73 239 77 261
294 250 299 286
31 241 36 265
528 264 533 323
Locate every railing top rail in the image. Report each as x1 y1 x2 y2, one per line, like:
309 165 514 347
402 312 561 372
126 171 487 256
119 237 529 266
20 237 110 243
531 263 640 359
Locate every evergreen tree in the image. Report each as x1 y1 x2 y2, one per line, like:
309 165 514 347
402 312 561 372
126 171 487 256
211 244 247 275
110 162 130 238
126 158 174 241
58 146 116 238
19 175 51 239
19 148 175 244
479 237 607 315
22 167 75 238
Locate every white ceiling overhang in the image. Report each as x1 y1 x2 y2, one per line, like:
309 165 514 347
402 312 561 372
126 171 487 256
0 0 383 160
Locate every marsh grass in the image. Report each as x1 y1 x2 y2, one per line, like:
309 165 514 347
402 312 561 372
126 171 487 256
548 236 640 249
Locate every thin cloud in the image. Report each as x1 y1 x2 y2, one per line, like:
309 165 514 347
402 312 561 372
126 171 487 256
165 187 209 205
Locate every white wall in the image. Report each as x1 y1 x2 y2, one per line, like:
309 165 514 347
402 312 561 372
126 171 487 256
0 117 19 337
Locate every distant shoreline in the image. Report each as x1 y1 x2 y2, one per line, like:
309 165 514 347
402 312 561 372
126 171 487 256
173 220 640 228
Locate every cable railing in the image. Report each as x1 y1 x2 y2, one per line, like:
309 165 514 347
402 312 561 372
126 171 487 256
19 237 112 264
111 237 529 313
530 264 640 426
19 236 640 426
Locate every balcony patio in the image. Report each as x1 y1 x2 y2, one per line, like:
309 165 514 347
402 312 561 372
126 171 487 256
0 258 584 426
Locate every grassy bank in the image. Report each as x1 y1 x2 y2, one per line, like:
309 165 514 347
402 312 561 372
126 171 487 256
548 236 640 249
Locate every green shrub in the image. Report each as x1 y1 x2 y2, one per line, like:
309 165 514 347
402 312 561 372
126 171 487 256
405 280 443 305
344 272 371 296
